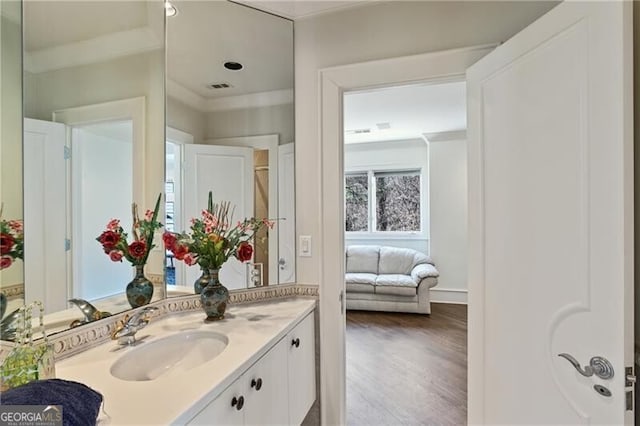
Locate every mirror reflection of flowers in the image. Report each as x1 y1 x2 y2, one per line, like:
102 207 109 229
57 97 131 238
96 194 163 266
163 192 274 270
0 214 23 270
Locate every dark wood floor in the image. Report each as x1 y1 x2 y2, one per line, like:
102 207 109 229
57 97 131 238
346 304 467 426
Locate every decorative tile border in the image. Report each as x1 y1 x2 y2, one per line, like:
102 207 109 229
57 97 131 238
1 283 24 300
0 284 319 362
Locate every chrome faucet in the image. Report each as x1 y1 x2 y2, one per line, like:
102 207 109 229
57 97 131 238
111 306 158 345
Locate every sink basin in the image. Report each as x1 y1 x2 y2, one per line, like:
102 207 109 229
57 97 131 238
110 331 228 381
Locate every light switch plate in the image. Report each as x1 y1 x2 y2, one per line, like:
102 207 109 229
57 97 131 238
299 235 312 257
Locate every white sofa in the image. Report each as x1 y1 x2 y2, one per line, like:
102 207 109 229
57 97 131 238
345 245 439 314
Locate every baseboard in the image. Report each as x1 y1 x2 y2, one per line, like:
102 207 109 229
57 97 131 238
430 287 467 304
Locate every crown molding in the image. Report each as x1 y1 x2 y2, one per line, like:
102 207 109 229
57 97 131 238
167 78 293 113
24 26 162 74
422 129 467 143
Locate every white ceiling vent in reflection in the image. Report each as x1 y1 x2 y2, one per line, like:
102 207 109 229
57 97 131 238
345 128 371 135
376 122 391 130
207 82 233 90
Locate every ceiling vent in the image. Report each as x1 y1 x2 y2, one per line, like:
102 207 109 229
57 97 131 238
376 122 391 130
207 82 233 90
345 128 371 135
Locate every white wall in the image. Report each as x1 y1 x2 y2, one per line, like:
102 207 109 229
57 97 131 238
429 138 467 304
294 1 558 285
344 139 429 254
167 97 206 144
206 102 294 145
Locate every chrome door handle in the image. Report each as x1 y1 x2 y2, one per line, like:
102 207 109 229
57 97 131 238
558 353 615 380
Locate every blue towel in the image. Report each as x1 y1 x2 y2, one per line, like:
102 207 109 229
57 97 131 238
0 378 102 426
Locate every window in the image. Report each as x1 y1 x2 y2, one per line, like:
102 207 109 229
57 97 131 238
345 170 421 233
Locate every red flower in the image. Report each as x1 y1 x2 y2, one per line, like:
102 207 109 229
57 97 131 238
109 250 124 262
98 230 120 250
0 233 14 255
162 232 177 251
183 253 197 266
236 242 253 262
129 241 147 258
173 244 189 260
0 255 13 269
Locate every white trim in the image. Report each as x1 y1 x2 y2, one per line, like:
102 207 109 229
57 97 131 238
318 44 495 426
423 129 467 143
430 288 468 305
166 126 194 145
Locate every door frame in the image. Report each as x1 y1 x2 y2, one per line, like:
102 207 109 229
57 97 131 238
318 44 495 425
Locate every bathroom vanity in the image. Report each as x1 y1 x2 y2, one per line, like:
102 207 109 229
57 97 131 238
55 298 316 425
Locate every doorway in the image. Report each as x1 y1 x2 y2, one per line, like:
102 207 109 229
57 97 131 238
343 80 468 424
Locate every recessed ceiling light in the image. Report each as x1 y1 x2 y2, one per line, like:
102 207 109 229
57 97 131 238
224 61 243 71
165 1 178 17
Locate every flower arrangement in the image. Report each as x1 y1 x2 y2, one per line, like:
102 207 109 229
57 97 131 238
96 194 163 266
0 213 23 270
163 192 273 270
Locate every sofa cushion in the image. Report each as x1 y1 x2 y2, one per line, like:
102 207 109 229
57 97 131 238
346 272 377 285
375 274 418 297
346 245 380 274
346 282 375 293
379 246 431 274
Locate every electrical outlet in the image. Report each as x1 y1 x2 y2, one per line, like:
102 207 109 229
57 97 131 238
299 235 312 257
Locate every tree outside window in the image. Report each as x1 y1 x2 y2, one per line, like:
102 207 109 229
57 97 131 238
345 170 421 233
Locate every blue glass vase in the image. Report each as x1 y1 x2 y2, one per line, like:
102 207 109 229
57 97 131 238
200 269 229 321
126 264 154 308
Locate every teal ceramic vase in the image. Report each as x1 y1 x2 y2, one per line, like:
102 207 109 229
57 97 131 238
194 267 210 294
200 269 229 321
126 264 154 308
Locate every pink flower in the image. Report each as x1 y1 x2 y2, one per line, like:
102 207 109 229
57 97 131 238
263 219 275 229
109 250 124 262
144 209 154 221
183 253 197 266
204 225 213 234
106 219 120 231
0 255 13 269
8 220 23 233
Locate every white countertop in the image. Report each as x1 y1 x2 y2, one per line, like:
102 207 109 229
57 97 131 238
55 298 316 425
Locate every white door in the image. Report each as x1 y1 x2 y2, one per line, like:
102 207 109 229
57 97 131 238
278 143 296 283
183 144 254 290
467 1 633 424
71 121 133 300
23 118 68 313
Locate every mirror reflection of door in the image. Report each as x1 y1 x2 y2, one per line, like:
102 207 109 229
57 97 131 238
182 144 254 291
23 118 135 313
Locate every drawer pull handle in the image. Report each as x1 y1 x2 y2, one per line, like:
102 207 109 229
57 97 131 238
292 338 300 348
231 396 244 410
251 378 263 391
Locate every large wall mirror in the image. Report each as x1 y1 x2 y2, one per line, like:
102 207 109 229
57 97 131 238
0 0 166 340
165 0 295 293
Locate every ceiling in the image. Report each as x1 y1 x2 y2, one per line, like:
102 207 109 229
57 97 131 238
234 0 371 20
344 81 466 144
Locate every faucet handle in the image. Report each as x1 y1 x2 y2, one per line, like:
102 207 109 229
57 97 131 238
110 315 130 340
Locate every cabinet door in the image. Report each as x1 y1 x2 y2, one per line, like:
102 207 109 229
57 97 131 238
288 313 316 425
244 338 289 426
188 380 245 426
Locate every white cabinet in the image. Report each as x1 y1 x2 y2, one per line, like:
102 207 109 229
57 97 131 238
187 311 316 426
287 312 316 425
